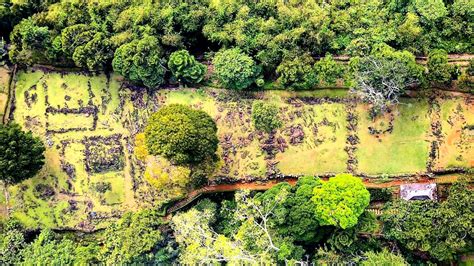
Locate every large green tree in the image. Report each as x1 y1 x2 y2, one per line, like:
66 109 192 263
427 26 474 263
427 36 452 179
312 174 370 229
0 123 45 185
145 104 218 165
212 48 260 90
100 210 167 264
112 35 166 89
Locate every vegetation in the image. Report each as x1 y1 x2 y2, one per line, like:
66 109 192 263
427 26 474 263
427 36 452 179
145 104 218 165
251 101 281 133
112 36 166 89
0 1 473 265
168 50 206 85
276 54 316 90
351 47 423 112
312 174 370 229
0 123 45 185
427 49 458 85
382 179 473 261
212 48 260 90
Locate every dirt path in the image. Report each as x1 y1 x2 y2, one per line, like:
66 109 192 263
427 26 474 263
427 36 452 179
167 175 461 214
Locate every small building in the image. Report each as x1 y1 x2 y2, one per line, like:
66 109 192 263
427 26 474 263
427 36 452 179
400 183 437 201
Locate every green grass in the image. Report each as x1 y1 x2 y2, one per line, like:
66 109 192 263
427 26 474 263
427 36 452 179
46 73 90 109
356 99 431 174
47 113 95 131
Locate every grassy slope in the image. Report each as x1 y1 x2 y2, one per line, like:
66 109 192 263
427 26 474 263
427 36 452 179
2 69 472 228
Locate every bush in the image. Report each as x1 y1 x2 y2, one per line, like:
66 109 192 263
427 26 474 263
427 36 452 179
427 49 457 85
92 182 111 193
145 104 218 165
251 101 282 133
212 48 260 90
276 54 316 90
112 36 166 89
168 50 206 84
368 188 392 202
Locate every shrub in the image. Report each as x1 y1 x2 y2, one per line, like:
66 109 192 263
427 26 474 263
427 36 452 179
145 104 218 165
251 101 282 133
168 50 206 84
467 59 474 76
92 182 111 193
212 48 260 90
255 78 265 87
276 54 316 90
427 49 457 85
144 157 191 198
368 188 392 202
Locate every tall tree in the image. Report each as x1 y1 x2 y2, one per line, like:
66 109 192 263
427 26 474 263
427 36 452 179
312 174 370 229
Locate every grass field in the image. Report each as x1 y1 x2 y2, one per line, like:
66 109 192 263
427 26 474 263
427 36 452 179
356 99 431 174
1 69 472 229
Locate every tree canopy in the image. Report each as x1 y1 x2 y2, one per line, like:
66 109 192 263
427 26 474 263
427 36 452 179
145 104 218 165
112 35 166 89
212 48 260 90
312 174 370 229
0 123 45 185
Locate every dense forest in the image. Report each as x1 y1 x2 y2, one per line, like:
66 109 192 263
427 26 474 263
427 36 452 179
1 0 473 88
0 0 473 265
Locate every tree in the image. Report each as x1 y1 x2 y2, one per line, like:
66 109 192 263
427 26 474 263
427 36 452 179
0 219 27 265
212 48 260 90
145 104 218 165
60 24 95 58
0 123 44 184
413 0 447 22
256 176 324 245
362 249 407 266
382 179 473 261
172 199 260 264
112 35 166 88
427 49 457 85
251 101 281 133
312 174 370 229
22 229 99 265
314 54 345 86
72 32 113 70
168 49 206 84
9 18 51 64
276 54 316 90
100 210 165 264
351 55 420 112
